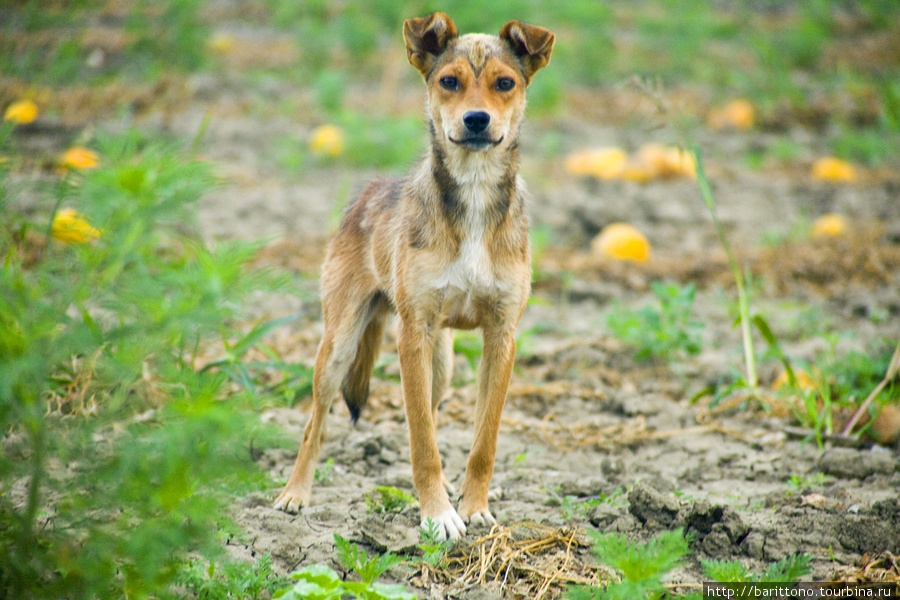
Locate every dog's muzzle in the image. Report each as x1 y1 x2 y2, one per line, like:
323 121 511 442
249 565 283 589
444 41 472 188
450 111 502 150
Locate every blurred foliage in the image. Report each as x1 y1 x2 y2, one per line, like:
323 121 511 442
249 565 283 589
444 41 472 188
607 282 704 362
0 126 295 598
0 0 208 83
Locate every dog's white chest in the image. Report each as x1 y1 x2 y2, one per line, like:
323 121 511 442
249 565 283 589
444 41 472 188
435 235 492 291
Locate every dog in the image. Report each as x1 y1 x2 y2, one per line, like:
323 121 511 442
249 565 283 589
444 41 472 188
274 12 554 540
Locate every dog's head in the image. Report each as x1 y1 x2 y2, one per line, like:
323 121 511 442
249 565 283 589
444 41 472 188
404 13 554 154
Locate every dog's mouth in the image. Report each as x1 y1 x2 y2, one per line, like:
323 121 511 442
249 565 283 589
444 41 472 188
449 135 504 151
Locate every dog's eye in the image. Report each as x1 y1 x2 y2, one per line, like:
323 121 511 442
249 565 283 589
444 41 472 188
495 77 515 92
439 76 459 91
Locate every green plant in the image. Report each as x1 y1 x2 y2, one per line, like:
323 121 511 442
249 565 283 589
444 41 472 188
0 130 284 598
786 473 830 493
546 487 622 520
176 553 289 600
694 148 755 383
568 527 811 599
315 457 335 483
606 282 704 361
334 535 404 585
276 564 414 600
454 331 483 372
201 313 314 406
568 529 691 599
702 553 811 585
418 518 453 568
366 486 417 514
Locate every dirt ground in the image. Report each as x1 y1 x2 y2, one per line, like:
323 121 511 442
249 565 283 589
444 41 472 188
191 91 900 600
188 28 899 600
10 10 900 600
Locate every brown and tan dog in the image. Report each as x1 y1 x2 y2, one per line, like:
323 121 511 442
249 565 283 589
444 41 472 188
274 12 554 540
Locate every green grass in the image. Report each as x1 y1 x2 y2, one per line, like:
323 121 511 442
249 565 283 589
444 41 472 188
606 282 704 362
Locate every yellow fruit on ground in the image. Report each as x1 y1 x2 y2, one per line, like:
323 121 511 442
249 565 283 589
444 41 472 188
634 143 697 179
308 124 344 157
810 214 848 239
563 147 627 179
772 367 817 391
207 32 236 54
51 208 101 243
4 99 39 125
811 157 857 183
707 99 755 130
60 146 100 170
591 222 651 263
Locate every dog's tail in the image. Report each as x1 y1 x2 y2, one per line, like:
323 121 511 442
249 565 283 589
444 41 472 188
340 312 386 423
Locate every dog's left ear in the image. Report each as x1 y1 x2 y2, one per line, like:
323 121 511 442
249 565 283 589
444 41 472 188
404 12 459 77
499 21 555 83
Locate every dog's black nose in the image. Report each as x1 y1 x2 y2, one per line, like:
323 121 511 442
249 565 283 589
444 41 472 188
463 111 491 134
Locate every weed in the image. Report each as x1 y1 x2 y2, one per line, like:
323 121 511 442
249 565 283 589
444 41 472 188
315 457 335 483
786 473 831 493
277 564 414 600
454 330 483 372
568 529 691 599
703 553 811 585
568 527 811 599
366 486 417 514
547 487 622 520
177 553 289 600
0 129 284 598
418 519 454 568
606 282 704 362
201 314 314 406
334 535 405 585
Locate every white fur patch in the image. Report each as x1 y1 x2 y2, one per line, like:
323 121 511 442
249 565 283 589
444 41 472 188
432 155 503 294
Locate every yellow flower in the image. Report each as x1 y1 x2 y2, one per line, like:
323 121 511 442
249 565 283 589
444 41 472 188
308 125 344 157
811 157 857 183
60 146 100 170
51 208 101 244
4 99 39 125
591 222 651 263
810 213 848 239
563 147 628 179
708 99 755 130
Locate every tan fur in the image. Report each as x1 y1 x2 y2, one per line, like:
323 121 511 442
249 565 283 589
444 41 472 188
274 13 554 540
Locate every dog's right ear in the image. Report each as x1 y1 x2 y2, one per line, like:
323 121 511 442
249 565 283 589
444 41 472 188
403 12 458 77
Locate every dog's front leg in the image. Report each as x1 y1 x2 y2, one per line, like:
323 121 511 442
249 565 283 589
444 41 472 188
398 320 467 540
457 327 517 527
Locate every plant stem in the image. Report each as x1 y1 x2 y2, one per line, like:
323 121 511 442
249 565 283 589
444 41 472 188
692 146 757 388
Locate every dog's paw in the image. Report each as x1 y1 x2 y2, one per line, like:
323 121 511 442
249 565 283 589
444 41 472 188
461 507 496 528
422 508 467 541
273 487 309 513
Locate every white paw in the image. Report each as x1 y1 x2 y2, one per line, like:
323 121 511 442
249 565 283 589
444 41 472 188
463 507 496 528
422 508 467 540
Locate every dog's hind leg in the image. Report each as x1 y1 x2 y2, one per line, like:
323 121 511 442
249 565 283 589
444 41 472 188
274 293 378 513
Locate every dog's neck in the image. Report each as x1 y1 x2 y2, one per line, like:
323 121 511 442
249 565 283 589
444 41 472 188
428 134 519 233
